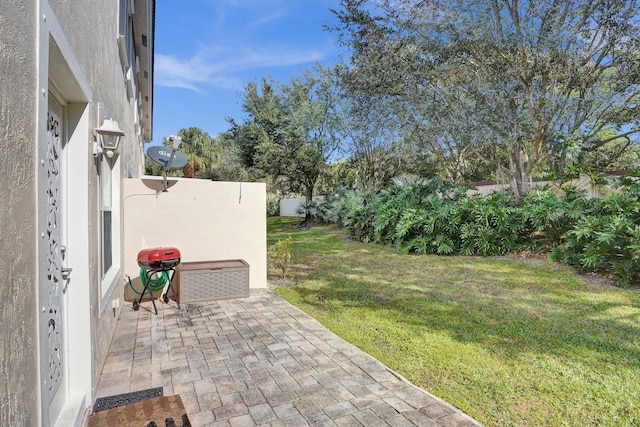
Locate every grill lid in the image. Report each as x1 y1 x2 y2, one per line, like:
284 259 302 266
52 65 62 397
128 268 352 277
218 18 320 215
137 247 181 269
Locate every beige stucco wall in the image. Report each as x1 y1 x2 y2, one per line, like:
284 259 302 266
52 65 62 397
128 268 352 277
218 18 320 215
48 0 146 173
0 1 40 426
123 178 267 294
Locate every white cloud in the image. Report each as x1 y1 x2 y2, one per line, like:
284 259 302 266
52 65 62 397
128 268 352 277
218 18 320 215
155 0 340 93
155 44 332 93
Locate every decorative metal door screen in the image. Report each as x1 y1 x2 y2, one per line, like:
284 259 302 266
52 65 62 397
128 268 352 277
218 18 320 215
43 101 64 400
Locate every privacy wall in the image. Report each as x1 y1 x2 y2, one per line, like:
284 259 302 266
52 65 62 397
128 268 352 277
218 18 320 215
123 178 267 293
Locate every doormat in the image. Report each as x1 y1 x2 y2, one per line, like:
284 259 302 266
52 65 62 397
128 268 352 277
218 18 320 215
93 387 164 412
87 394 191 427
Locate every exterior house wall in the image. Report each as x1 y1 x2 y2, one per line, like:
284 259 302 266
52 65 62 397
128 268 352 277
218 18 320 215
50 0 147 407
0 1 153 426
0 1 40 426
122 178 267 292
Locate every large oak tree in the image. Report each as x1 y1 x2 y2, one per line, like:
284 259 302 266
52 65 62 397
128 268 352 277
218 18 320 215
332 0 640 198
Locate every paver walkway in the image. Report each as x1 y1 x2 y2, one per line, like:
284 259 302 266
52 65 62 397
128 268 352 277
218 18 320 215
95 289 482 426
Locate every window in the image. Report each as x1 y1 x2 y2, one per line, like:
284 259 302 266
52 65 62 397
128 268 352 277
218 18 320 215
118 0 134 68
98 154 121 306
100 157 112 275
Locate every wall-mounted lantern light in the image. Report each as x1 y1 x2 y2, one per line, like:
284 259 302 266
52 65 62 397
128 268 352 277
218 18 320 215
94 118 125 158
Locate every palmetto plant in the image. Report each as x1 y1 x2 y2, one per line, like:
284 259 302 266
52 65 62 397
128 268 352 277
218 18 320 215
303 172 640 287
519 187 587 249
455 191 522 256
553 183 640 287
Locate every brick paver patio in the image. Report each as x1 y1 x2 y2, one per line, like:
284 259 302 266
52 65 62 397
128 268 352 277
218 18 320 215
94 289 482 426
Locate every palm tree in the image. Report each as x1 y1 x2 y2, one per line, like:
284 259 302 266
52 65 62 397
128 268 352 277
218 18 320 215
168 127 221 178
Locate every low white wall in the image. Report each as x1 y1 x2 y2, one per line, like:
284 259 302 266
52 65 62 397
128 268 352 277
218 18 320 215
280 196 325 217
280 197 305 217
467 174 613 198
123 177 267 293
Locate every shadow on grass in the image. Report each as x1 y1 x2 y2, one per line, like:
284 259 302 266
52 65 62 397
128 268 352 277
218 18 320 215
293 271 639 362
269 217 640 372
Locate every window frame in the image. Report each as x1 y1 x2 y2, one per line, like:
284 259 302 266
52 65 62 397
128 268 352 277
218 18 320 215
98 154 122 310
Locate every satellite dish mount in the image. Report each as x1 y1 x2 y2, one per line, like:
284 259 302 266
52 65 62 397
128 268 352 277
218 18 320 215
146 135 188 192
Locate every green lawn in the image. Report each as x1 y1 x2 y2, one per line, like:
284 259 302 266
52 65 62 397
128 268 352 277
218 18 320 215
267 217 640 426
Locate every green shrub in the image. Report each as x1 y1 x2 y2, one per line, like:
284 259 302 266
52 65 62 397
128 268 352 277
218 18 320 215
301 172 640 287
455 191 522 255
373 177 465 251
343 187 378 242
392 193 459 254
519 187 587 250
553 187 640 287
295 200 314 219
327 187 363 226
266 193 280 217
269 237 293 280
304 185 377 231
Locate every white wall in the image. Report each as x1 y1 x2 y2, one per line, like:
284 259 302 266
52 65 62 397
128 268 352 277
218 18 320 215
280 196 325 217
466 174 613 198
123 178 267 293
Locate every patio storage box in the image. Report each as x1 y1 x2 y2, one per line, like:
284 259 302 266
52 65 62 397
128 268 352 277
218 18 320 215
177 259 249 302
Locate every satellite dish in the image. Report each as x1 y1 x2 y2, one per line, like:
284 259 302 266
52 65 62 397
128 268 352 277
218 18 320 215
147 145 188 169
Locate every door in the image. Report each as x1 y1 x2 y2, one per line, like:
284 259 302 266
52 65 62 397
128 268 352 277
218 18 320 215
40 91 71 426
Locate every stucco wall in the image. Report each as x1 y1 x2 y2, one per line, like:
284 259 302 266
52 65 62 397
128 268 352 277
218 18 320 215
123 178 267 296
49 0 145 176
45 0 140 414
0 1 40 425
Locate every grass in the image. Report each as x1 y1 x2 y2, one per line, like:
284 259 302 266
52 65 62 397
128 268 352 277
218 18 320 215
267 217 640 426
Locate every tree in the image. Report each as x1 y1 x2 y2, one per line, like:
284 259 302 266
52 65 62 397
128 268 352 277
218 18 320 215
144 128 221 179
230 66 343 222
175 127 221 178
209 131 251 182
331 0 640 199
334 64 409 188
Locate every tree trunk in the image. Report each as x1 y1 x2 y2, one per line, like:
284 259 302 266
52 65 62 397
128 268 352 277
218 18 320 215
304 185 313 226
183 163 198 178
510 170 533 201
508 138 535 201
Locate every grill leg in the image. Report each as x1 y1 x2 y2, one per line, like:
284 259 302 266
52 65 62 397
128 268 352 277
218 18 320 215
136 270 158 314
136 266 180 314
167 268 180 309
147 270 158 314
135 280 150 311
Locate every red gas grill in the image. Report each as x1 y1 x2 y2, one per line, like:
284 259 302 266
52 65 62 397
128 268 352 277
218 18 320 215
135 247 181 314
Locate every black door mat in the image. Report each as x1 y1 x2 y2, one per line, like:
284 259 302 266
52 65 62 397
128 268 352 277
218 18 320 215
93 387 163 412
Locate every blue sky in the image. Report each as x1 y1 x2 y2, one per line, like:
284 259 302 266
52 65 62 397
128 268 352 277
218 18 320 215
151 0 343 146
